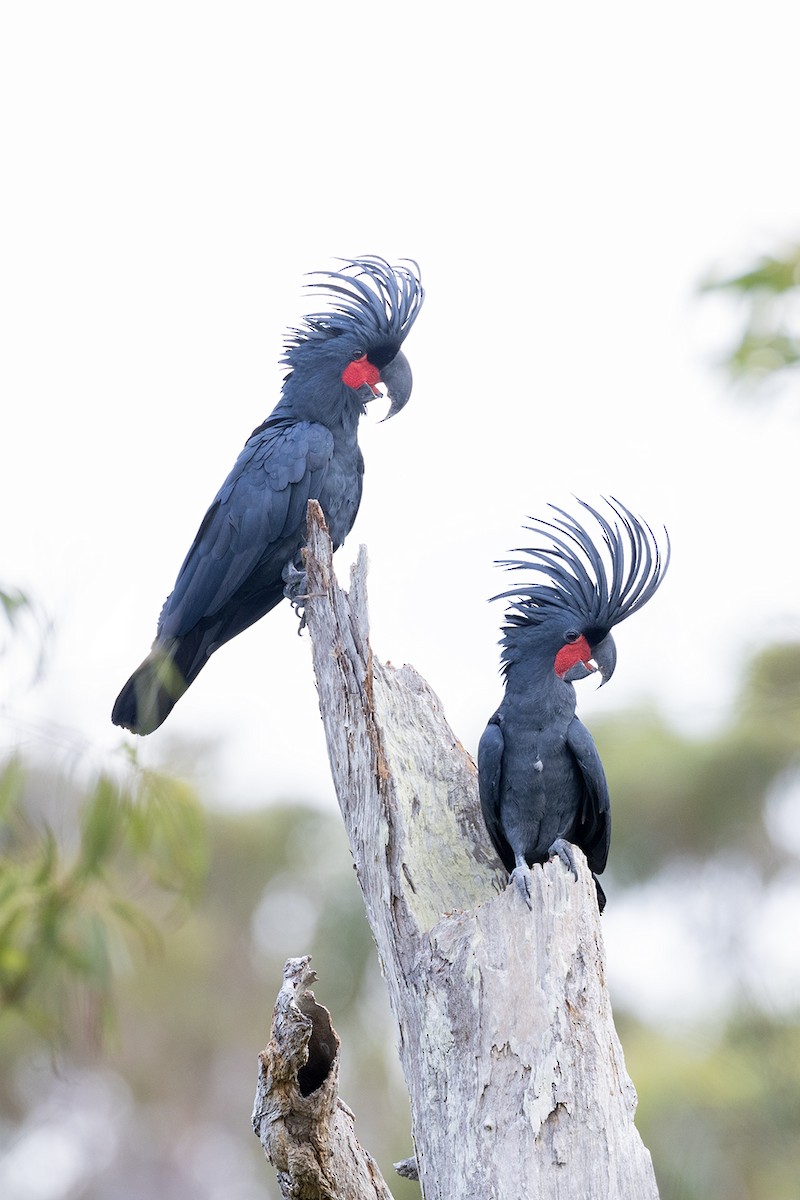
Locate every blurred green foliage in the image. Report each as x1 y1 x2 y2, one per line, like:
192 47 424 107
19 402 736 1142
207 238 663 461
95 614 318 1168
594 642 800 1200
593 642 800 883
0 796 415 1200
1 591 798 1199
0 592 207 1047
622 1013 800 1200
0 585 51 687
0 754 206 1043
0 587 32 625
702 244 800 389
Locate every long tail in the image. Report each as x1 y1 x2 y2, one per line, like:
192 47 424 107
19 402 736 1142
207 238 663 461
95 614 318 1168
112 581 289 734
111 635 207 735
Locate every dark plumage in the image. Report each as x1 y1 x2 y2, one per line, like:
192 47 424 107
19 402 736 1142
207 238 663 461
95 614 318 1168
112 256 424 735
477 498 669 911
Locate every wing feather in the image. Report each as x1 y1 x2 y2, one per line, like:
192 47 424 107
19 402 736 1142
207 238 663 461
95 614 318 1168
477 719 510 869
565 718 611 875
157 421 334 638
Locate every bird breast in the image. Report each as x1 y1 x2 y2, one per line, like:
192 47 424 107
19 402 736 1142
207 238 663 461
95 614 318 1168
317 440 364 550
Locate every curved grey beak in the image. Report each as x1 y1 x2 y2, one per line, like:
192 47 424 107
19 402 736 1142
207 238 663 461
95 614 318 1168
379 350 413 420
591 634 617 686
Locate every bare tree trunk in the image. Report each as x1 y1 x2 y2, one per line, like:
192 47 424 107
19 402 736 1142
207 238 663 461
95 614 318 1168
258 501 660 1199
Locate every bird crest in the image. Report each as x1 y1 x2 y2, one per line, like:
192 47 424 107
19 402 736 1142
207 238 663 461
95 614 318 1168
494 497 670 651
283 256 425 356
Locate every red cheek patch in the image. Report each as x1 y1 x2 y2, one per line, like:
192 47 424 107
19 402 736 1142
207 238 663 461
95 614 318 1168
554 635 592 678
342 355 381 393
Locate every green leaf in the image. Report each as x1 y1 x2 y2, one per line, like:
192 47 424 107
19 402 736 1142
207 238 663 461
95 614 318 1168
75 774 125 879
0 587 32 625
702 246 800 296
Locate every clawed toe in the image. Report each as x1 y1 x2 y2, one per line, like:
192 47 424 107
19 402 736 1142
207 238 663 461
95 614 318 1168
547 838 578 881
510 864 533 910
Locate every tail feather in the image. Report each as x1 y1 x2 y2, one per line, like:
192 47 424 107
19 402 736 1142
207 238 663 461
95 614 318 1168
112 583 287 734
111 641 191 734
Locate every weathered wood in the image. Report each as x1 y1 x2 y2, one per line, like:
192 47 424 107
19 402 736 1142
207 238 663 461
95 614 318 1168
301 500 659 1200
252 955 395 1200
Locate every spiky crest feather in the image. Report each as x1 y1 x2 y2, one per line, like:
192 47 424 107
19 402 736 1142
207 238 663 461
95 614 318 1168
282 256 424 358
494 497 669 665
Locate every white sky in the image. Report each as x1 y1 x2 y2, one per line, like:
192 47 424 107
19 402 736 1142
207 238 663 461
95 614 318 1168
2 1 799 816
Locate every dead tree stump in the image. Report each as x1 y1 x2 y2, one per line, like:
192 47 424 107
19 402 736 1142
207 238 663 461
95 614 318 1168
254 502 659 1200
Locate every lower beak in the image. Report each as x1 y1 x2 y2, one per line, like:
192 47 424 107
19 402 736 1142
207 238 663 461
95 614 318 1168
563 661 596 682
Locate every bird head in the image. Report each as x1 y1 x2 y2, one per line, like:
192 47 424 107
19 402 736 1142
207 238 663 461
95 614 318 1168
494 498 670 687
552 627 617 684
282 256 424 418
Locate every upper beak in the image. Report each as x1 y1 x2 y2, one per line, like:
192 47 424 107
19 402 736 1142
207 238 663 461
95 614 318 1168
378 350 413 420
590 634 617 686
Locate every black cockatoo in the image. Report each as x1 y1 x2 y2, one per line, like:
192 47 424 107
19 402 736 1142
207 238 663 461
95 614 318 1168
477 498 669 911
112 256 424 735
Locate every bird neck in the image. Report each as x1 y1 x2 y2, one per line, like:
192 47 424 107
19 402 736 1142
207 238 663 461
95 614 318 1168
503 655 575 710
279 375 363 433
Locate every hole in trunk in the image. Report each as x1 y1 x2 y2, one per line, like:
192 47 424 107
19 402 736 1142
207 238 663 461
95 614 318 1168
297 996 339 1097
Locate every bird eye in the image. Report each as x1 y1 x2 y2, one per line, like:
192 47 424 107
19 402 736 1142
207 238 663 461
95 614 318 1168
564 629 580 643
352 350 366 361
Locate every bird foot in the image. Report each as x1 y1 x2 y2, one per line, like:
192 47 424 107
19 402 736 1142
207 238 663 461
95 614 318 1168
281 561 329 631
282 561 307 603
509 864 533 910
547 838 578 881
282 562 309 631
